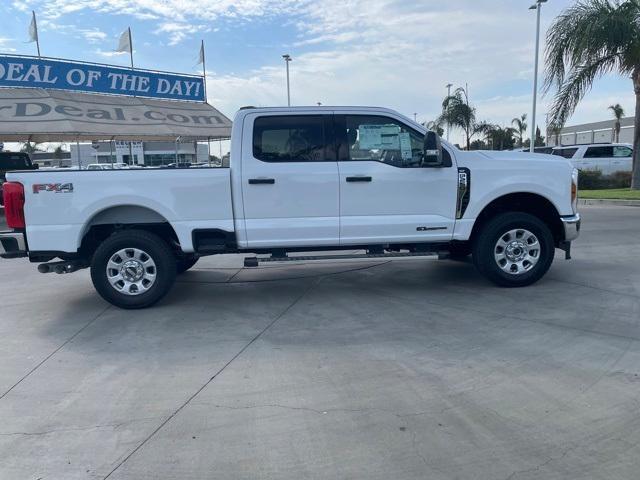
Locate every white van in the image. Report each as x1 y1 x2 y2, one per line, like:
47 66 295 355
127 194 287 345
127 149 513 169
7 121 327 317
551 143 632 175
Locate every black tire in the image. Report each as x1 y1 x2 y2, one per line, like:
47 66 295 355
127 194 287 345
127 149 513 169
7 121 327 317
472 212 555 287
90 230 177 309
177 255 199 274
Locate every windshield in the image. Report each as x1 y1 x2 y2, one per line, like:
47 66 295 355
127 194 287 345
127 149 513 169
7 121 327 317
0 153 32 169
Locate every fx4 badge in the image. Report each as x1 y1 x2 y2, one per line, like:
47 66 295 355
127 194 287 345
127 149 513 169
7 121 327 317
32 183 74 194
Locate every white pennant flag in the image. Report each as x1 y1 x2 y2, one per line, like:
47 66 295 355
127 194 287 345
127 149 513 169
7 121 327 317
197 42 205 65
116 28 132 53
28 11 38 43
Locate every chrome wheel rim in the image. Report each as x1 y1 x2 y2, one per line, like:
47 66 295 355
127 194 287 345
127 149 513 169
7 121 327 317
494 228 540 275
106 248 157 295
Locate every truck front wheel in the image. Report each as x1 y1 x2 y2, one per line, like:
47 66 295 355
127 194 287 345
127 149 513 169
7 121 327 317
472 212 555 287
90 230 177 309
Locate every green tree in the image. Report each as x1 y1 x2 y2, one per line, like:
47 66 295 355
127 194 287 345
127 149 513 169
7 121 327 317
52 145 66 159
608 103 625 142
424 120 445 137
437 87 476 150
511 114 528 147
544 0 640 189
476 123 516 151
523 126 545 148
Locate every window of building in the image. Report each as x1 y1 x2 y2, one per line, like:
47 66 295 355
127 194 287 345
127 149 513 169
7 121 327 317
253 115 329 162
584 146 614 158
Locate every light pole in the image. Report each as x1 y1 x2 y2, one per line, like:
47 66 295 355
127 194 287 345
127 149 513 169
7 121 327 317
445 83 453 141
413 113 417 122
282 54 292 107
529 0 547 152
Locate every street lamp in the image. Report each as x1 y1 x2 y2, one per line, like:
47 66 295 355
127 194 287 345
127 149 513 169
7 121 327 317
445 83 453 141
529 0 548 152
282 54 292 107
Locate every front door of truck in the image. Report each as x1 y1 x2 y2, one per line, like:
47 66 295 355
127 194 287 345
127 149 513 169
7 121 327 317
335 114 457 245
241 112 340 248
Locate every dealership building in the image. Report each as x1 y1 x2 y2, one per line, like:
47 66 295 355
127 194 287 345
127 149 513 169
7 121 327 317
70 140 210 168
547 116 634 146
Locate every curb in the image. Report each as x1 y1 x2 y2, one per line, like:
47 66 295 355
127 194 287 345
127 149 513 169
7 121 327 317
579 198 640 207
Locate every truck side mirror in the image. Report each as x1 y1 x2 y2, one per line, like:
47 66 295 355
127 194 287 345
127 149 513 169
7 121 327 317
423 131 443 167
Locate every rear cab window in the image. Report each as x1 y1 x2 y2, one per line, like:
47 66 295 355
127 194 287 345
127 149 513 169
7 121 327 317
252 115 333 162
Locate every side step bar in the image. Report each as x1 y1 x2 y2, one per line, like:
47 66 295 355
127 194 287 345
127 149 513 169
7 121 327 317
244 251 449 268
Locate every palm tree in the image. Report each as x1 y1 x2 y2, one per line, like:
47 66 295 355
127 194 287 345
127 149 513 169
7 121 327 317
437 87 476 150
608 103 625 143
476 123 517 151
511 114 528 147
544 0 640 189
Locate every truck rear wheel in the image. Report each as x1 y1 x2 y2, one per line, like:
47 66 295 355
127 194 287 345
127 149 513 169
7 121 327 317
472 212 554 287
90 230 177 309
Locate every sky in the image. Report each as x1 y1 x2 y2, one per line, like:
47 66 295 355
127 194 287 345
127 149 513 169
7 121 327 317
0 0 635 147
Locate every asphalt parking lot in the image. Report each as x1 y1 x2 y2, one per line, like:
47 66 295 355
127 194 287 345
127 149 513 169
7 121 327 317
1 205 640 480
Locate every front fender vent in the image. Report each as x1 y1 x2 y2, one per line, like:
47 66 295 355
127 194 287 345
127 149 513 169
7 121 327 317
456 168 470 219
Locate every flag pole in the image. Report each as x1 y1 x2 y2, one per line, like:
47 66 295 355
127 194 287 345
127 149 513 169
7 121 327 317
201 40 207 102
32 11 41 57
128 27 134 70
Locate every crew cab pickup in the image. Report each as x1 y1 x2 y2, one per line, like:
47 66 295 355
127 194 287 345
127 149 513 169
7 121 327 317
0 106 581 309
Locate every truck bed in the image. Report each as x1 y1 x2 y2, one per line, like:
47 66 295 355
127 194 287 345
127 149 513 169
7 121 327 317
7 168 234 253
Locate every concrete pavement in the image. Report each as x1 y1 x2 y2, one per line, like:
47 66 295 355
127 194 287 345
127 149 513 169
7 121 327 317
1 205 640 479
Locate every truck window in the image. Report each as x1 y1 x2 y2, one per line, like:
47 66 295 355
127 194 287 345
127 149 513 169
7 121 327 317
552 148 578 159
613 146 632 157
584 146 614 158
253 115 330 162
0 152 32 169
336 115 425 167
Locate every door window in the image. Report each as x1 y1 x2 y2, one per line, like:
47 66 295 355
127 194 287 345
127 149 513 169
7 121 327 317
584 146 614 158
253 115 330 162
336 115 425 167
613 146 632 157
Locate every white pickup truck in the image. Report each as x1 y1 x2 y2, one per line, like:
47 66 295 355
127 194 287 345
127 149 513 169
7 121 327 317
1 106 580 309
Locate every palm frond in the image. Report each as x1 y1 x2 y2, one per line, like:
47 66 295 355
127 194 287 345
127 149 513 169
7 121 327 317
548 53 620 126
544 0 639 92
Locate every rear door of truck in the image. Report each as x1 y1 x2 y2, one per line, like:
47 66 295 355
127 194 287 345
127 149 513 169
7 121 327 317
240 112 340 248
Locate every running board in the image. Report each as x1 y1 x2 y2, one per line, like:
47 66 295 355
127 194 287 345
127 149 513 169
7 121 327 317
244 251 449 268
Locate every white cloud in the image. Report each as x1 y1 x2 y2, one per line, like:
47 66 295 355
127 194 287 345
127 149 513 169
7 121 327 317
15 0 636 146
0 37 17 52
156 22 207 46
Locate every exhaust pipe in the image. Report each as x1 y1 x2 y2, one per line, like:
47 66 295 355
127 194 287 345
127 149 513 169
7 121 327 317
37 261 86 275
37 263 53 273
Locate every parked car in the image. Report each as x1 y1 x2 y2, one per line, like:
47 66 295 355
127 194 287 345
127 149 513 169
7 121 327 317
513 147 554 154
86 164 113 170
551 143 632 175
0 106 580 308
0 152 38 206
